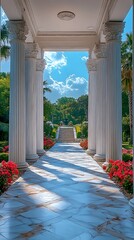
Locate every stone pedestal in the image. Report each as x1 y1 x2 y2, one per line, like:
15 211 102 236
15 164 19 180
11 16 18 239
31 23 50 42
7 20 28 170
103 21 124 164
94 44 107 161
86 59 97 155
25 43 39 162
36 59 46 155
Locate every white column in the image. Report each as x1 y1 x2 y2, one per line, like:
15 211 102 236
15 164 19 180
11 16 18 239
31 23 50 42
129 1 134 211
103 21 124 164
7 20 28 169
94 44 107 161
25 43 39 162
86 59 97 155
36 58 46 155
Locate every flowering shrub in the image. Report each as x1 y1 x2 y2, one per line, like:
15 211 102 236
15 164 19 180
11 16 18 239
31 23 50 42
122 148 133 155
105 160 133 194
44 137 55 150
0 160 19 193
80 139 88 150
122 148 133 162
2 145 9 153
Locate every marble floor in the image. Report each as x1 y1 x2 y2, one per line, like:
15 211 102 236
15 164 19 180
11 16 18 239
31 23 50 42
0 143 134 240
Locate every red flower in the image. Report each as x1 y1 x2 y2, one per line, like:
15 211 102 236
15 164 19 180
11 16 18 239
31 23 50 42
0 160 19 193
105 159 133 194
102 165 107 171
44 137 55 150
80 139 88 150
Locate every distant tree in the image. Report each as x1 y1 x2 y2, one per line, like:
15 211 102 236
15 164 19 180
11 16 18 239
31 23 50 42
43 80 51 95
49 95 88 125
56 97 75 106
122 91 129 117
77 95 88 121
0 24 10 59
0 73 10 122
121 33 132 143
44 98 53 121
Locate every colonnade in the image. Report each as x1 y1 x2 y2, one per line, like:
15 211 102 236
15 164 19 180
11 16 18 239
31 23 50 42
7 19 134 210
87 21 134 209
87 21 124 164
7 20 45 169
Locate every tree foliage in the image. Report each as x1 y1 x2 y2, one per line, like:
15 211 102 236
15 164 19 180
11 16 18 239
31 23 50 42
0 24 10 59
121 33 132 143
0 73 10 123
44 95 88 125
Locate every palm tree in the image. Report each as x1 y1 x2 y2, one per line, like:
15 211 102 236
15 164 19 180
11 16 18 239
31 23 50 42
0 24 10 59
43 80 51 95
121 33 132 143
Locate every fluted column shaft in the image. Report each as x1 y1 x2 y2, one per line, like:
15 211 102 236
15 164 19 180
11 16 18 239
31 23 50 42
25 43 39 162
7 20 28 169
87 59 97 155
94 44 107 161
104 21 125 163
36 59 46 155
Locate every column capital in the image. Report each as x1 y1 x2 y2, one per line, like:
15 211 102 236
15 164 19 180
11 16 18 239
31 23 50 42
94 43 107 58
86 59 97 72
25 43 38 58
36 59 46 71
7 20 28 41
104 21 125 42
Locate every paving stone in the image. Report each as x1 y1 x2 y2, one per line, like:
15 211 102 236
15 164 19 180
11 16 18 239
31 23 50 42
0 143 134 240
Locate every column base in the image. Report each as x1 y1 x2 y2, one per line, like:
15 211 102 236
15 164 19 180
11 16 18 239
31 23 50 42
86 149 96 156
37 149 46 156
129 198 134 212
26 153 39 163
94 153 105 162
17 161 29 170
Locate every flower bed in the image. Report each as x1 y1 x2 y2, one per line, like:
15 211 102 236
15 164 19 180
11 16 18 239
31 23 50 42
122 148 133 162
44 137 55 150
103 160 133 194
0 160 19 194
80 139 88 150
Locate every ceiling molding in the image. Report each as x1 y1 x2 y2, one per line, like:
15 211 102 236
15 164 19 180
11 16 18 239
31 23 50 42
96 0 116 35
35 34 98 51
37 31 97 36
19 0 38 39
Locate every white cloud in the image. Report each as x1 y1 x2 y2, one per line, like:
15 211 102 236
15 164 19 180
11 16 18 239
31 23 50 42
81 56 88 61
66 74 87 85
44 51 67 73
49 76 76 94
48 74 87 95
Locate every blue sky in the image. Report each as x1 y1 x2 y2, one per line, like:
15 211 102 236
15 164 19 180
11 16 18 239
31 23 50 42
1 7 132 103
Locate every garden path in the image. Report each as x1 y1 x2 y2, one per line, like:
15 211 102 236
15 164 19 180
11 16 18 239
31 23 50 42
0 143 134 240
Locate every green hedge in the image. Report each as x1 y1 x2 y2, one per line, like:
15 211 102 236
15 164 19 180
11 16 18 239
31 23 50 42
0 122 9 141
0 153 9 162
122 153 133 162
0 141 8 148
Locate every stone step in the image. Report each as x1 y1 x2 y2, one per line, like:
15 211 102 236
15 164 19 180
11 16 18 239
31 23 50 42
57 127 75 142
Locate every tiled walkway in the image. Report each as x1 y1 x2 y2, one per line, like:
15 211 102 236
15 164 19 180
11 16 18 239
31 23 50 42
0 143 134 240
